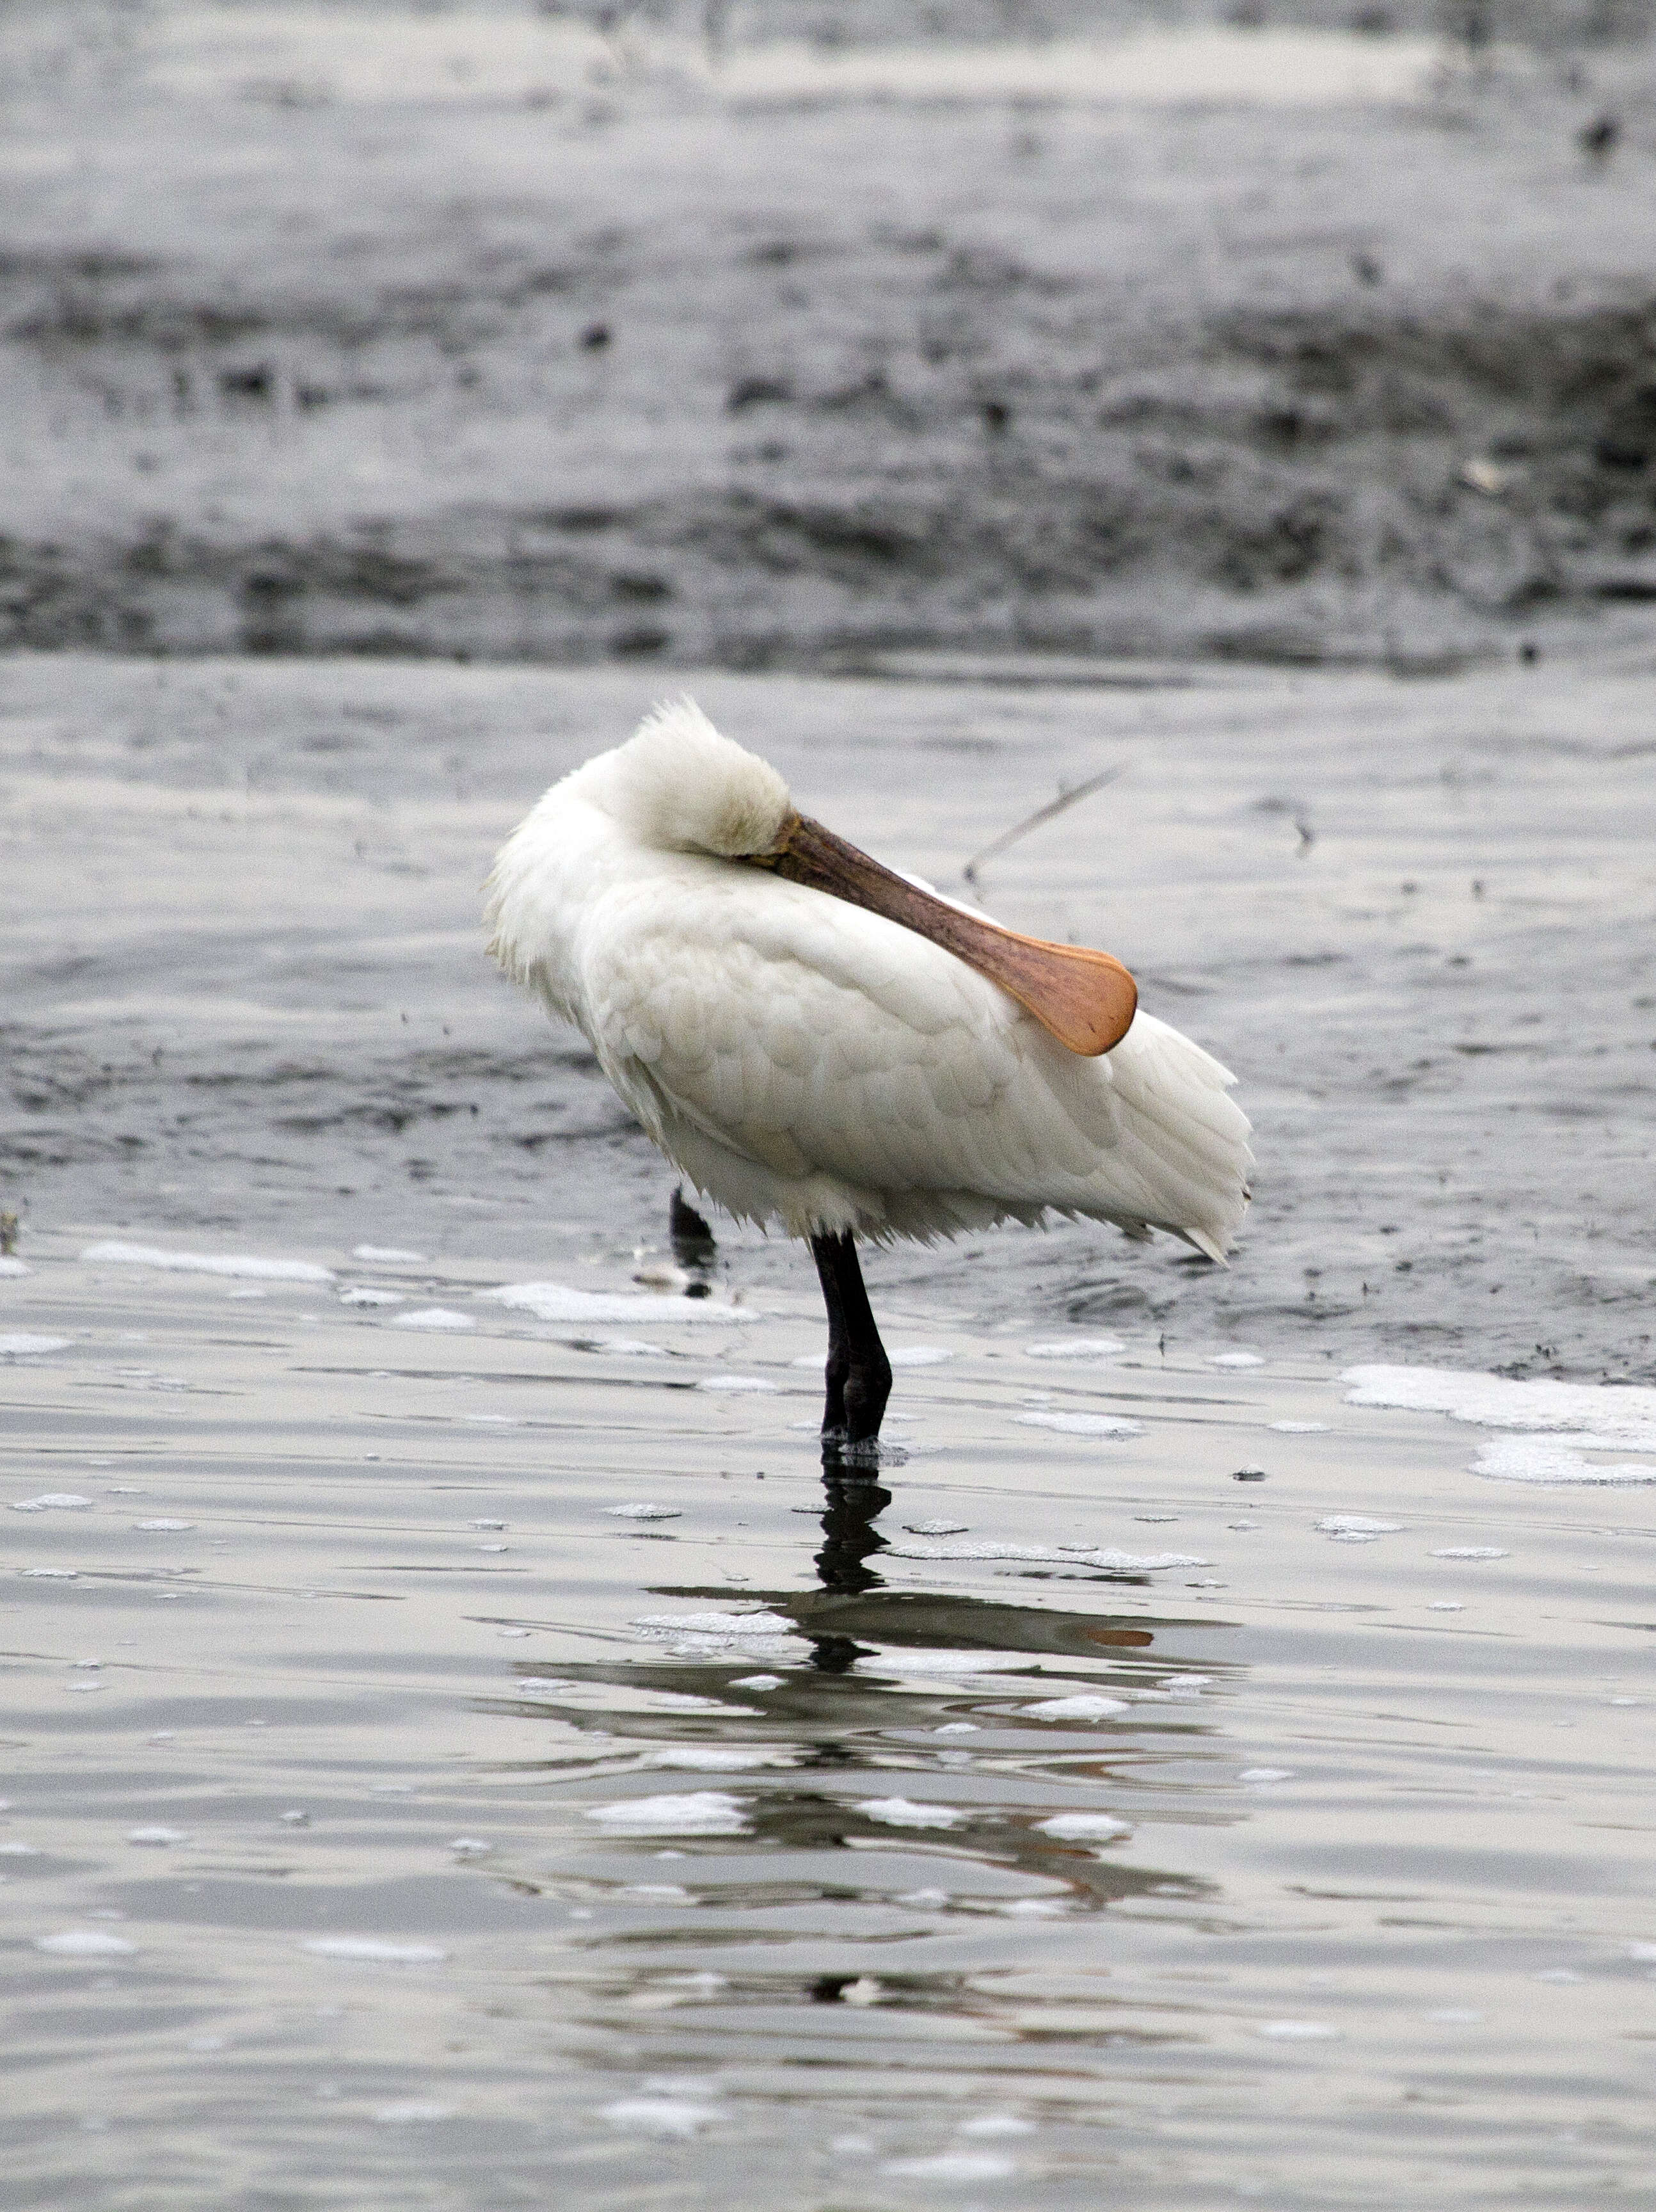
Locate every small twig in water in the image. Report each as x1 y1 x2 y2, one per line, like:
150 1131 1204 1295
963 764 1124 888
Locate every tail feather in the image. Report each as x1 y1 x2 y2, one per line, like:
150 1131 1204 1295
1098 1012 1253 1258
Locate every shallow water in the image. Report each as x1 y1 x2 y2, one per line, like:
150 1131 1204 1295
4 648 1656 2208
4 1233 1656 2210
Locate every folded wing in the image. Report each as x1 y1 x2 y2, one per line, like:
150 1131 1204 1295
577 862 1251 1255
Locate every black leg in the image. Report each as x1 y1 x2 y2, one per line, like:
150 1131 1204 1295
669 1185 715 1257
811 1231 851 1437
809 1230 891 1447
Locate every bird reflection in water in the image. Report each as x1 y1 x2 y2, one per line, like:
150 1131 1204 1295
800 1447 894 1673
815 1459 892 1596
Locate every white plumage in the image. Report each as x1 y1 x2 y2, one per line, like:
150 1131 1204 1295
485 699 1252 1263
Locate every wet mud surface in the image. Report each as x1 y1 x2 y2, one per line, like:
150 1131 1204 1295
5 8 1656 667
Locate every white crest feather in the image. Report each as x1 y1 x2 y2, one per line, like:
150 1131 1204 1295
600 698 792 859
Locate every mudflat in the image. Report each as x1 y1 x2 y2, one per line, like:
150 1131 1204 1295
4 6 1656 666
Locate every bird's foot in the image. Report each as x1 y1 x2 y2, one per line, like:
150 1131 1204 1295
822 1431 900 1472
842 1359 891 1448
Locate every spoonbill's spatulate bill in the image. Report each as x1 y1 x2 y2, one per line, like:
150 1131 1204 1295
486 700 1252 1448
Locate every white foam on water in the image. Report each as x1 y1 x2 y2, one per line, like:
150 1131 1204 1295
1240 1768 1295 1783
12 1494 92 1511
1476 1437 1656 1485
903 1518 970 1535
696 1374 777 1392
1270 1421 1329 1433
1 1336 71 1357
644 1746 796 1770
728 1674 783 1691
448 1838 491 1856
126 1827 189 1845
1256 2019 1341 2040
1035 1813 1129 1841
1432 1546 1509 1560
1345 1363 1656 1442
81 1240 333 1282
836 1975 883 2006
959 2115 1038 2138
36 1930 136 1957
607 1503 682 1520
1021 1695 1127 1721
856 1797 967 1829
1343 1364 1656 1483
20 1567 78 1579
1211 1352 1265 1368
1025 1336 1124 1359
1014 1411 1144 1439
1316 1516 1403 1536
586 1792 750 1835
301 1938 447 1963
883 2151 1017 2181
352 1246 425 1263
634 1611 795 1639
372 2103 454 2126
0 1256 29 1276
134 1520 195 1532
390 1308 474 1331
889 1346 953 1366
0 1841 42 1855
1626 1943 1656 1963
602 2096 721 2139
483 1281 754 1325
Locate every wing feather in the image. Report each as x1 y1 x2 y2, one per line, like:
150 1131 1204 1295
579 860 1250 1251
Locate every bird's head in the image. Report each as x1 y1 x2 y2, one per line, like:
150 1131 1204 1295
604 697 795 860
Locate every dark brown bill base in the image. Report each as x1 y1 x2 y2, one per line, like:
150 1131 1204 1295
754 813 1138 1057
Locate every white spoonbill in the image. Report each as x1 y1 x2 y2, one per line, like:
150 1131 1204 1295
485 700 1251 1446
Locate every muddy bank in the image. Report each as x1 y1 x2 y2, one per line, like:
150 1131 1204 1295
11 282 1656 668
4 10 1656 666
